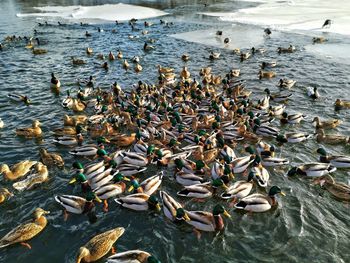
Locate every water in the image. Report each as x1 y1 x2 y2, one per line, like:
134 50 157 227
0 0 350 262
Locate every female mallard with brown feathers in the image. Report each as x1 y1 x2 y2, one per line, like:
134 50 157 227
0 188 13 204
16 120 42 137
0 208 50 249
107 250 161 263
0 160 37 180
312 117 341 129
76 227 125 263
313 175 350 202
39 148 64 167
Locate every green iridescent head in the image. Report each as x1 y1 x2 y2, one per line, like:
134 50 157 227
198 130 207 136
174 158 184 169
245 146 255 155
317 147 327 156
248 172 255 182
212 178 225 188
147 145 156 155
155 149 163 158
97 148 107 157
75 173 87 183
72 161 83 170
97 136 108 145
86 191 97 202
169 138 178 147
212 204 230 217
175 208 186 219
268 186 284 196
131 179 140 189
195 160 206 170
147 256 161 263
113 173 124 182
236 108 244 115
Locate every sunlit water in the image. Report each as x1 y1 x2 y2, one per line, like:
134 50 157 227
0 1 350 263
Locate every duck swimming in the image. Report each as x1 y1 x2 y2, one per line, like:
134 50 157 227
0 160 37 181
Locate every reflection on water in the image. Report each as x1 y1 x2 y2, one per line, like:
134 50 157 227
0 0 350 263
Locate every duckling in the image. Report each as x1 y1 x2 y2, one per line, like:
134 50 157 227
13 162 48 191
312 117 341 129
287 163 336 177
0 188 13 204
259 70 276 79
316 129 349 144
63 114 87 126
16 120 42 138
317 147 350 168
280 112 306 124
39 148 64 167
50 73 60 93
307 86 320 99
86 47 93 55
135 63 143 73
278 78 296 89
234 186 285 212
107 250 160 263
181 54 190 62
76 227 125 263
261 61 277 69
122 59 130 70
277 45 295 54
209 51 220 60
313 175 350 201
334 99 350 110
108 51 115 60
0 208 50 249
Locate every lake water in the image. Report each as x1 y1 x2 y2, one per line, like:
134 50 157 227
0 0 349 262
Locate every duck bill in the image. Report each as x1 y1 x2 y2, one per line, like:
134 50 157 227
280 191 286 196
95 196 103 203
69 178 76 184
127 185 134 192
222 184 229 190
123 176 130 182
43 210 51 215
155 203 161 212
223 210 231 218
184 213 191 221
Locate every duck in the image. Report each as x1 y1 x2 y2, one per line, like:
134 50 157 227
107 250 161 263
0 160 37 180
220 172 254 202
234 186 285 212
253 124 279 138
12 162 48 191
123 59 130 70
86 47 93 55
334 99 350 110
261 61 277 69
230 69 240 77
313 37 327 44
135 63 143 73
316 129 349 144
94 173 129 212
175 172 205 186
269 104 286 116
0 188 13 204
159 191 190 222
276 133 313 144
280 112 306 124
256 141 275 158
76 227 125 263
85 31 92 37
259 70 276 79
277 45 295 54
230 155 255 174
32 47 47 55
72 57 86 65
50 73 60 93
114 193 161 212
8 93 31 104
0 118 4 129
316 148 350 168
287 163 336 177
116 164 147 177
180 67 191 79
181 54 190 62
251 164 270 188
53 134 83 146
55 191 102 216
63 114 87 126
278 78 296 89
261 157 289 167
209 51 220 60
144 43 155 51
240 52 251 61
138 172 164 195
264 88 292 103
312 117 341 129
186 204 231 232
16 120 42 138
69 145 99 157
177 179 227 199
307 86 320 99
0 208 50 249
313 175 350 201
108 51 115 60
116 50 123 59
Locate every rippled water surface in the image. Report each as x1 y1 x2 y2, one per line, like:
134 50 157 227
0 1 350 263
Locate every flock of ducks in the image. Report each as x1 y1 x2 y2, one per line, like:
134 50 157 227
1 15 350 263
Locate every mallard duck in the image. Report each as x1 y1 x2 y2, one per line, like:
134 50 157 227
313 37 327 44
0 208 49 249
234 186 285 212
317 148 350 168
122 152 149 167
251 165 270 188
277 45 295 54
12 162 48 191
177 179 227 199
256 141 275 157
63 114 87 126
108 51 115 60
0 160 37 180
159 191 190 222
115 193 161 211
186 204 231 232
16 120 42 138
240 52 251 61
261 157 289 167
230 155 255 174
72 57 86 65
278 78 296 89
209 51 220 60
138 172 163 195
181 54 190 62
53 135 83 146
253 124 279 138
55 191 102 215
0 188 13 204
175 172 205 186
94 173 129 211
69 145 99 157
180 67 190 79
122 59 130 70
335 99 350 110
259 70 276 79
276 133 313 144
86 47 93 55
312 117 341 129
280 112 306 124
256 95 270 110
107 250 160 263
261 61 277 69
221 172 254 202
54 124 84 136
287 163 336 177
264 88 292 102
32 47 47 55
230 69 240 77
116 164 147 177
0 118 4 129
135 63 143 73
85 31 91 37
76 227 125 263
313 175 350 201
50 73 60 92
269 104 286 116
316 129 349 144
307 86 320 99
144 43 155 51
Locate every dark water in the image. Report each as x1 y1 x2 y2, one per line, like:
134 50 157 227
0 0 350 263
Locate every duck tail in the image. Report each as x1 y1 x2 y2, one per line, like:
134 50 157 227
176 189 190 197
114 198 123 205
220 193 233 199
328 166 336 174
234 201 247 209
